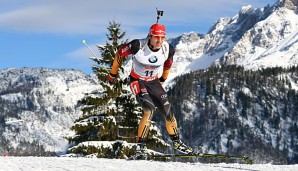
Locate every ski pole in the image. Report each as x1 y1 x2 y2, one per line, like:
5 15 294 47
82 40 98 58
82 40 109 73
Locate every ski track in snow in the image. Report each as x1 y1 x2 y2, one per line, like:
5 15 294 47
0 157 298 171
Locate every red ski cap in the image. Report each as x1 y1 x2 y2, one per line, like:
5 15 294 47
149 23 166 36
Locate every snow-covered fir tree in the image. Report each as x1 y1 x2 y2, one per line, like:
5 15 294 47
67 21 167 158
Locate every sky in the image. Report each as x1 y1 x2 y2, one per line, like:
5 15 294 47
0 0 277 75
0 157 298 171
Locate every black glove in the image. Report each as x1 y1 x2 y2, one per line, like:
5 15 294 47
159 77 166 84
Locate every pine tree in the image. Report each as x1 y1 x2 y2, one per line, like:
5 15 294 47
68 21 167 158
68 21 138 158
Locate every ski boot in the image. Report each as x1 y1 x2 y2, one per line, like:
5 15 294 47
170 135 193 154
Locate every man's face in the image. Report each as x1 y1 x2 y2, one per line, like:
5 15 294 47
149 35 166 50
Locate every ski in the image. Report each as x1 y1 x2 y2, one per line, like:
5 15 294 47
126 153 149 161
152 153 253 164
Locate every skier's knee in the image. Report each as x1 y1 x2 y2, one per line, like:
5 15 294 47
143 107 153 115
143 102 155 112
137 96 155 112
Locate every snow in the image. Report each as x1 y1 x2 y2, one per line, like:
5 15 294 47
70 141 126 151
0 157 297 171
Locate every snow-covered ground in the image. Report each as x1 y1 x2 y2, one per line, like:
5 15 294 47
0 157 297 171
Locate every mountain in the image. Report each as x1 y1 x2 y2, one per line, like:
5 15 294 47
223 0 298 70
163 65 298 164
0 68 99 155
168 0 298 79
160 0 298 164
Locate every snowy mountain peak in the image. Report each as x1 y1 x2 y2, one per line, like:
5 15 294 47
276 0 298 10
223 2 298 70
168 0 298 78
240 5 253 14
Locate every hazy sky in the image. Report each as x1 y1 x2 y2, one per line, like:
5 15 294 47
0 0 277 74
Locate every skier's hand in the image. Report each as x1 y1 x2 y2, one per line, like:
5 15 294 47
159 77 166 85
106 73 117 84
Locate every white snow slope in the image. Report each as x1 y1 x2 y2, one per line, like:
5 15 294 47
0 157 297 171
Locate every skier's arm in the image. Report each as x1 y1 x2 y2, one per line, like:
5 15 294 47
110 45 130 76
110 39 140 76
160 44 175 82
110 52 124 76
